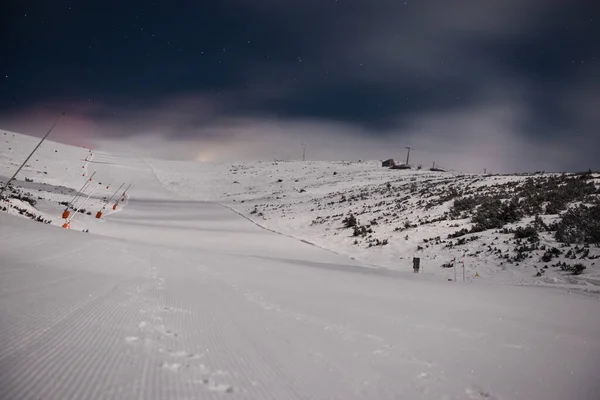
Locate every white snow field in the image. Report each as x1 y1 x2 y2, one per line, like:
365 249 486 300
1 131 600 400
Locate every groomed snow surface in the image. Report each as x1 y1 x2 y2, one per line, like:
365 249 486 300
1 130 599 400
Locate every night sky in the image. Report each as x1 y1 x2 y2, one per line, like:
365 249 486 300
1 1 598 172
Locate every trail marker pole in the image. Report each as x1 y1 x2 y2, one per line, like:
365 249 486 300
462 251 467 282
453 257 457 281
1 113 65 198
413 257 420 273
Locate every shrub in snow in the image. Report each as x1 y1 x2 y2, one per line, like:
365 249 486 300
532 215 549 231
438 187 462 204
514 226 539 241
541 247 562 262
561 263 586 275
448 228 469 239
451 196 478 217
471 198 523 232
555 205 600 245
342 214 357 228
519 175 597 215
13 194 37 207
353 225 372 237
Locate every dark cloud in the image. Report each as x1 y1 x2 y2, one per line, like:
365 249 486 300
1 0 598 172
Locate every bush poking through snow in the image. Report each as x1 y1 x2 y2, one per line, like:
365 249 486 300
555 205 600 245
448 228 469 239
450 197 478 217
541 247 563 262
342 214 357 228
471 198 523 232
561 263 586 275
514 226 539 241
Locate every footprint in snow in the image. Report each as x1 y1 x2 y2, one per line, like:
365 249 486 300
160 362 184 372
125 336 154 347
417 372 430 379
201 378 234 394
159 349 202 359
466 385 500 400
155 327 178 338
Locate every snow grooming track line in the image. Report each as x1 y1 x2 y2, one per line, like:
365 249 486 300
153 255 248 397
0 284 134 400
174 256 312 399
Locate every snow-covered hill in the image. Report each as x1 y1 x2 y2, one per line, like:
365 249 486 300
2 129 600 400
2 129 599 290
0 130 132 231
150 159 600 290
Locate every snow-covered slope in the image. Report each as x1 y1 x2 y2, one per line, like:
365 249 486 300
150 159 600 290
2 130 600 400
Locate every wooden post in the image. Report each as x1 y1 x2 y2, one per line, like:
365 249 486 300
413 257 420 273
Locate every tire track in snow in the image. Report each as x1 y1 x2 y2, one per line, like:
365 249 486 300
0 234 51 254
0 274 78 298
0 278 118 362
206 266 451 399
12 286 127 399
195 266 324 399
0 284 135 399
131 254 310 399
150 262 242 398
119 261 200 399
0 260 183 400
